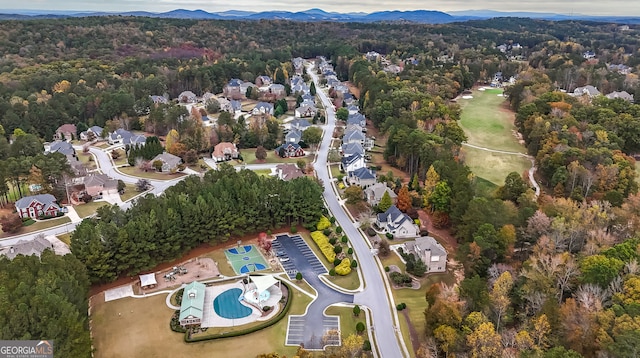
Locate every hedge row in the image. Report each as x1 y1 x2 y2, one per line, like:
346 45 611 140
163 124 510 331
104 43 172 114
316 216 331 230
183 281 294 342
335 258 352 276
311 231 336 262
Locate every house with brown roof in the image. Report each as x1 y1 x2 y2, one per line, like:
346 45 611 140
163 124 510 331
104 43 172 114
151 152 182 172
55 124 77 141
271 164 305 181
212 142 239 162
82 174 119 197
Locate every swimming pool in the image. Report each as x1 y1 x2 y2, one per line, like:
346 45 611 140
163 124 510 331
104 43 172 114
213 288 253 319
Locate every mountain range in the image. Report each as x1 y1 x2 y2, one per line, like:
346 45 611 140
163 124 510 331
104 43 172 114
0 8 639 24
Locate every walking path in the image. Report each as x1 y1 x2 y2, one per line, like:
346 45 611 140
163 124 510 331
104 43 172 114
462 142 541 197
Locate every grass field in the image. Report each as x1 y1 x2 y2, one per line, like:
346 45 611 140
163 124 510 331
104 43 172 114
119 166 185 181
1 216 72 237
57 233 71 246
240 148 314 165
74 201 110 218
91 285 313 358
324 306 363 338
461 146 532 186
459 88 525 154
119 184 140 202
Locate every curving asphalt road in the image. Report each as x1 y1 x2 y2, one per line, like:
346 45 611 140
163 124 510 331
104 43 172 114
308 63 408 358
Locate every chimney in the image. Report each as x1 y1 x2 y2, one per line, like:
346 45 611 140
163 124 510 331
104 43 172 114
9 247 14 254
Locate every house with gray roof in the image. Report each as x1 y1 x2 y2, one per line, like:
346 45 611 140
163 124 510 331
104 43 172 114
573 85 601 98
347 113 366 127
15 194 62 220
285 129 302 144
151 152 182 173
178 91 197 103
376 205 419 239
404 236 447 273
46 140 75 157
252 102 274 116
150 95 169 105
230 100 242 113
80 126 103 141
224 79 243 98
347 167 376 188
295 104 317 118
341 142 365 157
179 281 206 327
606 91 634 102
108 129 146 146
343 129 366 145
289 118 311 131
256 75 273 87
364 183 397 206
0 236 54 260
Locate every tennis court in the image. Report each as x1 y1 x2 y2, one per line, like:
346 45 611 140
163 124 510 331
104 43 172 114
224 245 269 275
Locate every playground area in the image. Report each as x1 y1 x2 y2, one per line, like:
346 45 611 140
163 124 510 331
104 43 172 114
224 245 270 275
134 257 220 294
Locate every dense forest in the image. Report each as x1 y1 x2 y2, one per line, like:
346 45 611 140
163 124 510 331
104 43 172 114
0 15 640 358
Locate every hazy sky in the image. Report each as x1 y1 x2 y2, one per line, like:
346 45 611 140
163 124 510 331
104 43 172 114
2 0 640 16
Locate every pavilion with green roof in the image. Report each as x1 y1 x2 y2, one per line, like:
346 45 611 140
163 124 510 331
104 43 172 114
179 281 206 327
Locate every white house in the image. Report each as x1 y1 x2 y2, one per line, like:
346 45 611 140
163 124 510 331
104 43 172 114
347 167 376 188
376 205 419 239
341 153 366 173
252 102 274 116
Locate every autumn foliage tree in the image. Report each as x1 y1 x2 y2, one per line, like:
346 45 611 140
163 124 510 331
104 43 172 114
0 214 23 233
397 185 412 212
255 146 267 161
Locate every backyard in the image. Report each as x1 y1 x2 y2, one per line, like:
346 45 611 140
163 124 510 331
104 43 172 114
90 284 313 358
119 183 140 202
119 166 185 181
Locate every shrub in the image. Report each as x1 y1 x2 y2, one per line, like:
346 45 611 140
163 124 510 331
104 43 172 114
347 248 354 255
384 266 390 272
341 236 348 243
290 225 297 234
366 227 376 237
263 306 271 311
353 305 361 317
351 260 358 268
329 217 336 224
323 228 332 236
335 258 352 275
414 219 421 226
336 226 343 234
311 231 336 262
333 245 343 254
385 233 394 240
329 237 337 245
401 303 407 309
295 272 302 281
356 321 365 333
333 258 343 266
329 268 336 276
363 340 372 351
316 216 331 230
389 272 413 287
396 304 406 311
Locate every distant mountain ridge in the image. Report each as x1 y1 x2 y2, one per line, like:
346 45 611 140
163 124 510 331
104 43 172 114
0 8 639 24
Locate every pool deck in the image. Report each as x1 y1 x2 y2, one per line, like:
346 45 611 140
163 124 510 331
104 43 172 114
200 280 282 328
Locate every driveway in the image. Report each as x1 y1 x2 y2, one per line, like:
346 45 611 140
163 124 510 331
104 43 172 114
274 234 353 349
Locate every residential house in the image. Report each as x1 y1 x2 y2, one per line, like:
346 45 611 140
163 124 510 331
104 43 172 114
606 91 634 102
201 92 216 103
83 173 119 197
583 51 596 59
216 97 233 113
79 126 103 141
347 113 366 127
230 100 243 113
272 163 304 181
179 281 206 327
289 118 311 131
292 57 304 74
404 236 447 273
342 129 366 146
223 79 243 99
347 167 376 188
0 236 54 260
15 194 62 220
240 82 257 97
301 93 315 104
384 65 402 74
178 91 197 104
341 142 365 157
376 205 419 239
365 51 381 62
295 104 317 118
256 75 273 87
275 143 305 158
347 104 360 115
608 64 632 74
573 85 601 98
212 142 239 162
108 129 146 146
252 102 274 116
151 152 182 172
341 153 366 173
150 95 169 105
44 140 83 175
285 129 302 144
364 183 397 206
265 84 286 98
54 124 77 141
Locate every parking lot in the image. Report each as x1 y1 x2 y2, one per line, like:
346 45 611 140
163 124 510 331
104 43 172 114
272 234 327 279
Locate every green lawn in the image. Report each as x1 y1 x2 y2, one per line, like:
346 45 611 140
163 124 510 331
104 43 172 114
120 184 141 202
74 201 110 218
252 169 273 176
57 233 71 246
330 164 343 179
203 250 238 277
77 152 98 170
461 146 532 186
2 216 72 237
325 306 364 337
239 147 313 165
91 282 312 358
111 149 128 166
459 88 526 154
119 166 185 181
